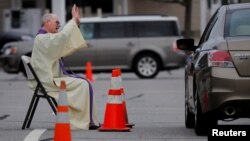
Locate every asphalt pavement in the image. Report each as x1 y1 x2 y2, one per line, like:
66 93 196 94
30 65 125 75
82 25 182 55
0 68 207 141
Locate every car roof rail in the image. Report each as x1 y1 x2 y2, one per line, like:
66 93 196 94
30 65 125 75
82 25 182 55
102 14 168 18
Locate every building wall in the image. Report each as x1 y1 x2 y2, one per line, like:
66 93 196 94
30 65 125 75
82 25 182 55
127 0 200 35
0 0 11 32
192 0 201 36
1 0 203 35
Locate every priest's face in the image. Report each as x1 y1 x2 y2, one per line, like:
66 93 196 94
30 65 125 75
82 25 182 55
46 16 60 33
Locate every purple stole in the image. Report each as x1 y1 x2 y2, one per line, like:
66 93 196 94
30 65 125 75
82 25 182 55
36 28 95 126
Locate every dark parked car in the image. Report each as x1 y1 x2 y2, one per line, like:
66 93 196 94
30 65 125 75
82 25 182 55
177 3 250 135
0 32 33 52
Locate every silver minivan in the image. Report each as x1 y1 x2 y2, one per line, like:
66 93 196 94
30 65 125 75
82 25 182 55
65 15 186 78
0 15 186 78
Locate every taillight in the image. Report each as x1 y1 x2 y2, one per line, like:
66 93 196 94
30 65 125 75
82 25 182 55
172 41 181 52
3 47 17 55
208 50 234 68
172 41 183 53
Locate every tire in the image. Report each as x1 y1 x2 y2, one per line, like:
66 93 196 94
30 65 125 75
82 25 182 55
194 91 207 135
194 90 218 135
185 101 195 128
185 72 194 128
134 53 160 79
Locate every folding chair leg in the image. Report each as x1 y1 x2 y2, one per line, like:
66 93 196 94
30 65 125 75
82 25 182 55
26 97 39 128
49 98 57 115
22 93 37 129
51 97 58 107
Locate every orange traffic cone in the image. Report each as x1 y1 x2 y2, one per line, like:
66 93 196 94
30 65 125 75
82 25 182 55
115 68 135 128
54 81 71 141
99 69 130 132
86 61 94 82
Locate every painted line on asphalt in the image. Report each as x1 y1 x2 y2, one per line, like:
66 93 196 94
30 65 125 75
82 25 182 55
24 129 46 141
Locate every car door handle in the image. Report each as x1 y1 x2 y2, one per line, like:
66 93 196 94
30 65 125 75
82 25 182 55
127 42 135 47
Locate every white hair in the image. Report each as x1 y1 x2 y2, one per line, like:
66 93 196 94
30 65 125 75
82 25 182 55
42 13 57 25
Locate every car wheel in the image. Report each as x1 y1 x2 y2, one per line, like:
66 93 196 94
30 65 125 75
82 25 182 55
194 90 217 136
185 72 195 128
194 91 207 135
134 53 160 79
185 100 195 128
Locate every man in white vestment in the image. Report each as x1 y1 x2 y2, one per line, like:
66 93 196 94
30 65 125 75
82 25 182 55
28 4 99 130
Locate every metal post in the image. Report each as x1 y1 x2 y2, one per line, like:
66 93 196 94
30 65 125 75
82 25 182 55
52 0 65 26
123 0 128 15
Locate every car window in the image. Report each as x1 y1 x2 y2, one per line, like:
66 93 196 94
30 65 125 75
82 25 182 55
198 10 218 46
80 23 95 39
11 11 21 28
225 8 250 37
98 22 126 38
125 22 137 37
136 21 179 37
80 20 180 39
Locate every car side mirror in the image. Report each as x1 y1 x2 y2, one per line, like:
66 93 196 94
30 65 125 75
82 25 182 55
176 39 197 51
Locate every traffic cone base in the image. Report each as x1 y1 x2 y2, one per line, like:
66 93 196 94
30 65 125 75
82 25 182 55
54 124 71 141
122 100 135 128
99 127 130 132
99 104 130 131
126 124 135 128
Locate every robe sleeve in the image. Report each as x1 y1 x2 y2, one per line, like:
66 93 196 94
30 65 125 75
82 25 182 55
36 19 87 61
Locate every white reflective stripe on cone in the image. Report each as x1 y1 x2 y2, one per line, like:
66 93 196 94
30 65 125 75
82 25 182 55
58 91 68 105
56 112 70 123
108 95 122 104
118 76 122 86
121 94 125 101
110 77 121 89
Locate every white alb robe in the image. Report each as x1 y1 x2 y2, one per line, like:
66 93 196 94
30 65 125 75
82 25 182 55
28 20 98 130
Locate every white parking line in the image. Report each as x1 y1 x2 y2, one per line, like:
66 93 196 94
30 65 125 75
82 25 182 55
24 129 46 141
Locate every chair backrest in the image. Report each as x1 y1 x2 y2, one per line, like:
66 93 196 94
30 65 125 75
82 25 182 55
21 55 50 95
21 55 34 80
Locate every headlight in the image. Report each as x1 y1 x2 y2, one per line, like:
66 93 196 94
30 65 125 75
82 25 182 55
3 47 17 55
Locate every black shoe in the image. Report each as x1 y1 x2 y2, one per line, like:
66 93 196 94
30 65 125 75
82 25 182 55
89 124 100 130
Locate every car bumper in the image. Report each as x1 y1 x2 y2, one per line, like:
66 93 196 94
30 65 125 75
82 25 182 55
208 67 250 119
0 55 20 73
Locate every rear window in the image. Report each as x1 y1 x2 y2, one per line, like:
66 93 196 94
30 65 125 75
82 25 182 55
225 8 250 37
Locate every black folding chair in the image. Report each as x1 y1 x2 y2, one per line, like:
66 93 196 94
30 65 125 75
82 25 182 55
21 55 57 129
